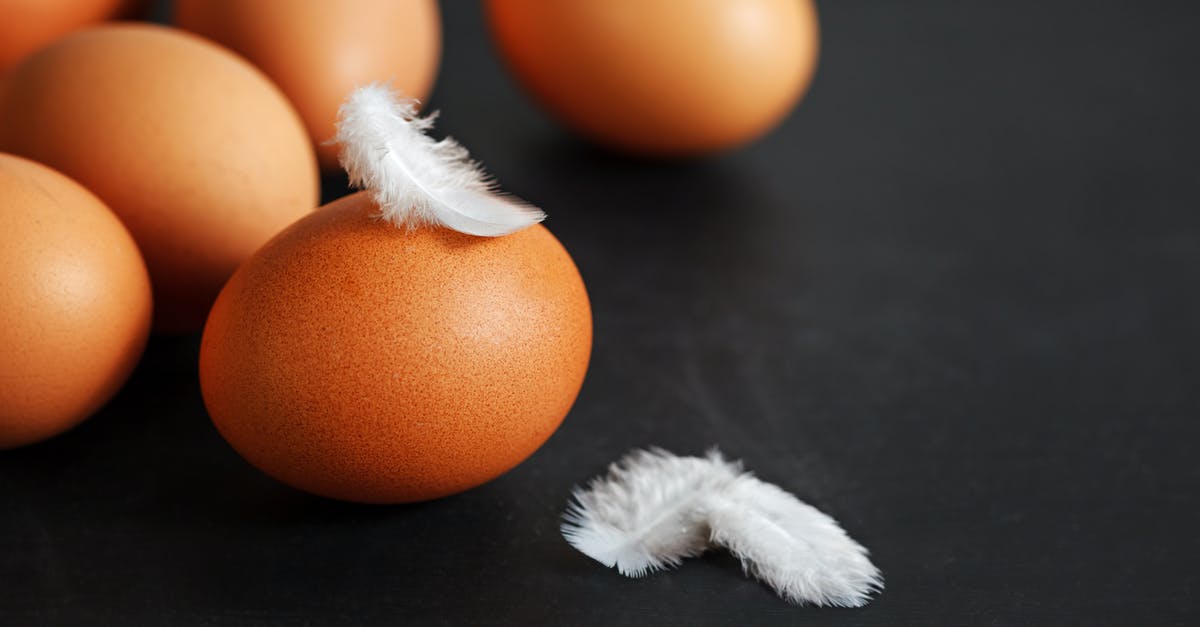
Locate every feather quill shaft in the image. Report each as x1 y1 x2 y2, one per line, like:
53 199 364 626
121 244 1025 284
333 84 544 236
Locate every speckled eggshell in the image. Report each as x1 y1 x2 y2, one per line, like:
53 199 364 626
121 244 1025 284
0 153 152 449
199 192 592 503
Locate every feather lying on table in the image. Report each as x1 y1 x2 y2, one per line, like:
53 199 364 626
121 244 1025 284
706 474 883 607
562 447 882 607
333 83 544 236
561 448 740 577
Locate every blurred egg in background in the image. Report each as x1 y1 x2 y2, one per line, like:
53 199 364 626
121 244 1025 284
0 0 136 71
174 0 442 170
0 24 318 333
0 154 152 449
486 0 820 156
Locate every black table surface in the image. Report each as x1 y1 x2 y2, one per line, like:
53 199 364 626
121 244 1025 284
4 1 1199 625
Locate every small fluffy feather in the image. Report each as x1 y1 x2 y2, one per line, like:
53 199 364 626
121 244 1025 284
561 448 740 577
706 475 884 607
563 448 883 607
334 84 545 236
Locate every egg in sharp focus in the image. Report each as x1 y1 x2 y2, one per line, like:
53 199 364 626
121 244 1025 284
0 153 152 449
199 192 592 504
486 0 820 156
175 0 442 170
0 23 318 332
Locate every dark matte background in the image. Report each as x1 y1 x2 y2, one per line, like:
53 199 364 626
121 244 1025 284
3 1 1199 625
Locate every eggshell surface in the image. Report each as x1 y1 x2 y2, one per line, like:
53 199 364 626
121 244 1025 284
0 154 151 449
0 24 318 332
486 0 820 155
175 0 441 170
199 192 592 503
0 0 132 71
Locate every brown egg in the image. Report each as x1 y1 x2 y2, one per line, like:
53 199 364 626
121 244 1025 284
0 0 133 71
486 0 820 156
175 0 441 170
0 24 318 332
0 154 151 449
199 192 592 503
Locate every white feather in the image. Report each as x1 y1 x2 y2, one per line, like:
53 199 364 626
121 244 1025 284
561 448 740 577
706 475 884 607
333 83 545 236
562 447 883 607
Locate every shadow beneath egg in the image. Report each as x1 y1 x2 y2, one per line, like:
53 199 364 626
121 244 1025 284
500 134 800 328
206 479 443 526
521 134 760 221
0 332 420 531
320 168 354 205
509 134 789 272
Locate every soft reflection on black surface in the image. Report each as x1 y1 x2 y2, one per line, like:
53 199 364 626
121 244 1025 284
522 135 761 224
509 135 798 306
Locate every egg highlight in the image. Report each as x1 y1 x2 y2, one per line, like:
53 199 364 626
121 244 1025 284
486 0 821 155
0 154 152 449
0 24 319 332
175 0 442 170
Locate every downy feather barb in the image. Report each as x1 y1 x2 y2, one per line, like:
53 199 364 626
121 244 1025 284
333 83 545 236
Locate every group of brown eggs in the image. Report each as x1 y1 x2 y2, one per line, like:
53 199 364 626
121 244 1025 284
0 0 819 503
